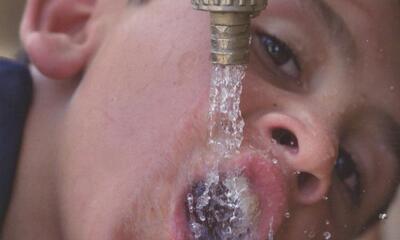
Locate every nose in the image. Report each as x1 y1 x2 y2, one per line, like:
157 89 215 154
256 112 338 204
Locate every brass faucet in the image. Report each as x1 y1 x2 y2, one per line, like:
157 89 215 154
192 0 268 65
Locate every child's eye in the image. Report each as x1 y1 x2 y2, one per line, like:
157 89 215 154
257 33 301 78
334 148 361 205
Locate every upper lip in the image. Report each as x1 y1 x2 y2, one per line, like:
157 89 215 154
172 151 289 240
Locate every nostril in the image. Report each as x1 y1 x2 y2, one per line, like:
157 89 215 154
297 172 320 200
271 128 298 149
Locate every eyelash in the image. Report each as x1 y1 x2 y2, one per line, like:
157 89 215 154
255 32 301 79
334 147 362 205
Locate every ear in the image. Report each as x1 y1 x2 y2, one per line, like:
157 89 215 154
20 0 97 80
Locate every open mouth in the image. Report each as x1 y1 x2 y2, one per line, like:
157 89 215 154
172 153 288 240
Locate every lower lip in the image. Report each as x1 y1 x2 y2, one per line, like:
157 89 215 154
171 154 288 240
237 154 288 239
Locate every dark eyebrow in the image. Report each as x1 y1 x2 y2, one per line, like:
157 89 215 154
301 0 357 59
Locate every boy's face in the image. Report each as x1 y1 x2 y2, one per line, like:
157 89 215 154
53 0 400 239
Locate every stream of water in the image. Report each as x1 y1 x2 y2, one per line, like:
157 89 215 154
208 64 246 160
186 64 257 240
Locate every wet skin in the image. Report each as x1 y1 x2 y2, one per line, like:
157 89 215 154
3 0 400 239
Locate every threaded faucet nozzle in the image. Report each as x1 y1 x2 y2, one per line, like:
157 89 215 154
192 0 268 65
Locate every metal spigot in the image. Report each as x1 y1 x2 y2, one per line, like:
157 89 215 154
192 0 268 65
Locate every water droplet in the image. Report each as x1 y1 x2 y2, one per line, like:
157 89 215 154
379 213 388 220
268 217 274 240
285 212 291 218
323 196 329 201
190 222 206 239
272 158 278 165
323 231 332 239
325 220 330 225
187 193 194 213
307 230 316 239
362 189 366 194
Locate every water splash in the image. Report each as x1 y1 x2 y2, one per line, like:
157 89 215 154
186 171 258 240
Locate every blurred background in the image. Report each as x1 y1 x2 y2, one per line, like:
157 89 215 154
0 0 25 58
0 0 399 239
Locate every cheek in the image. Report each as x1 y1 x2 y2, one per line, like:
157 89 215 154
275 203 350 240
57 8 215 238
59 62 211 238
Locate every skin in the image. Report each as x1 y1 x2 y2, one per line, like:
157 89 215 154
2 0 400 239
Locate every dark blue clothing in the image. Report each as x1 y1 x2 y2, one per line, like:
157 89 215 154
0 58 32 227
